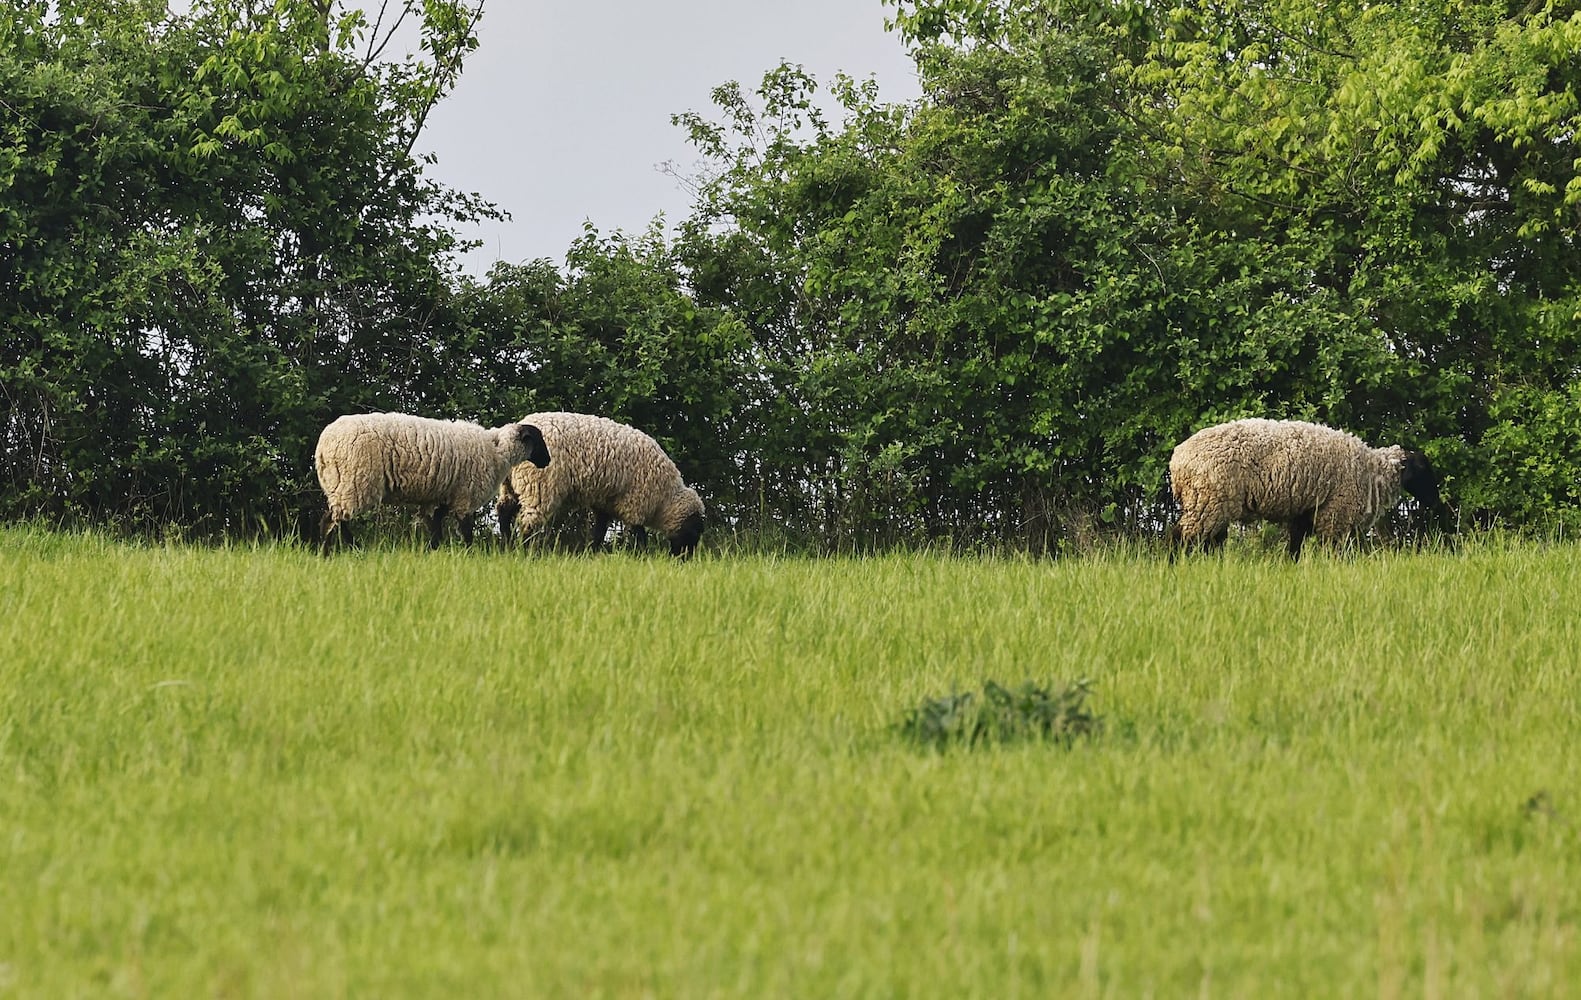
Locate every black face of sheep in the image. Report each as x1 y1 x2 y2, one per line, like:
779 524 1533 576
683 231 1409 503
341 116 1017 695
1400 450 1443 511
670 510 704 559
517 423 551 468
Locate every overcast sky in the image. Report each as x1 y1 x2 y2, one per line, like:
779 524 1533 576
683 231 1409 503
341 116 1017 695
416 1 922 274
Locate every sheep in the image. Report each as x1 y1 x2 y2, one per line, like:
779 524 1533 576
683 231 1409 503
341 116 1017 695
1168 418 1442 560
494 411 704 558
315 412 550 552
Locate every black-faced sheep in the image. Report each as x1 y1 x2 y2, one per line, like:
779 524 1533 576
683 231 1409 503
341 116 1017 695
315 412 550 552
1168 418 1442 560
494 412 704 558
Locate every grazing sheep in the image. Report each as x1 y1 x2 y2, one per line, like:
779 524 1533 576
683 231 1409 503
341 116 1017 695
1168 418 1442 559
495 411 704 558
315 412 550 552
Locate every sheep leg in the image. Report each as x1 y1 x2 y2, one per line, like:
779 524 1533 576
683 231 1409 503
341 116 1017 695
1166 521 1185 561
495 495 521 547
590 511 612 551
319 510 337 554
426 505 449 549
630 525 649 549
1287 510 1314 561
456 512 476 547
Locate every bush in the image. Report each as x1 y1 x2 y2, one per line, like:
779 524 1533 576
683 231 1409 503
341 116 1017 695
898 678 1101 750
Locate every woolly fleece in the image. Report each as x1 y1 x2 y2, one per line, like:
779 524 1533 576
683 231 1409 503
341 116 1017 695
1170 418 1420 555
497 411 703 555
315 412 547 548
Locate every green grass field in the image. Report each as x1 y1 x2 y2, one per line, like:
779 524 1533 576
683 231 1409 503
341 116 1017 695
2 526 1578 996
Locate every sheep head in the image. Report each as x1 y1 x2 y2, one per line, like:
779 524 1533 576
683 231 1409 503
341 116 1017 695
1400 450 1443 511
515 423 551 469
668 487 705 558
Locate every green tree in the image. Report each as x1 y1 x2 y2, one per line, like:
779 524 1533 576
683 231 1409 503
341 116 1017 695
673 10 1375 548
1 0 495 536
666 0 1581 545
1135 0 1581 528
454 226 752 529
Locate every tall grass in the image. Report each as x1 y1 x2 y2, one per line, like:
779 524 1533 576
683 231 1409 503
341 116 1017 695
1 526 1577 995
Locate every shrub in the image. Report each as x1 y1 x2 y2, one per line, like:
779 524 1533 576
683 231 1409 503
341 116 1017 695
898 678 1100 750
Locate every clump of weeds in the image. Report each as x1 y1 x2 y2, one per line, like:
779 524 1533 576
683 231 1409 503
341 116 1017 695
899 678 1101 750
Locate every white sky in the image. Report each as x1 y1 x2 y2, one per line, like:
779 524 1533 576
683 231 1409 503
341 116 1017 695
416 1 922 273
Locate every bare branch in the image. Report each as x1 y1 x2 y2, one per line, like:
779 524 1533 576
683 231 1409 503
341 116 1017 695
365 1 416 69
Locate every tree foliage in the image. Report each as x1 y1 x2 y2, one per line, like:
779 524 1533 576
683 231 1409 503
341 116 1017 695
9 0 1581 547
665 0 1581 545
1 0 493 536
1134 0 1581 529
453 226 751 527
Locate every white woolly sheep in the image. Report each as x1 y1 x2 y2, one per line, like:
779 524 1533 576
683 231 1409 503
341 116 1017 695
1168 418 1442 560
495 411 704 558
315 412 550 552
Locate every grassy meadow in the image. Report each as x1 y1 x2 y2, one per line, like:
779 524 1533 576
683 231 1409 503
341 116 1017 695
2 525 1578 995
